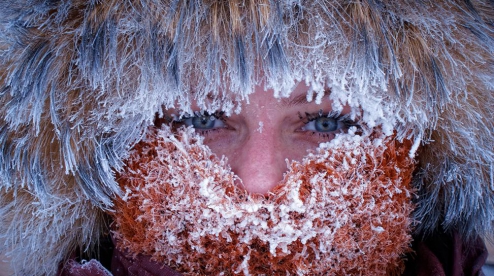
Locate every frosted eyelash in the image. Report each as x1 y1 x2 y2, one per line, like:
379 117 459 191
177 110 226 122
298 110 359 128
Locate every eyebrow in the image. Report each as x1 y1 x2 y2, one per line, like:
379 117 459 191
280 89 331 107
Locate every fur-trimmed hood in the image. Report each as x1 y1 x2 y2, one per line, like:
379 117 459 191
0 1 493 275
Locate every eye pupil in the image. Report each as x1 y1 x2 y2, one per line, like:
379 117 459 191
192 116 215 129
315 117 337 132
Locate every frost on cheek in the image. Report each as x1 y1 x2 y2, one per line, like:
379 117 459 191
111 126 416 275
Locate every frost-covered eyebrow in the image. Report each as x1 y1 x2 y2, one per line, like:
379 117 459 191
280 89 331 107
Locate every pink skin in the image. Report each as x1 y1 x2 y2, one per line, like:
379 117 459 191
173 83 352 194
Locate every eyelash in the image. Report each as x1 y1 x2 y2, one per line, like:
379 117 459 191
303 110 357 123
179 111 226 121
160 110 360 138
173 111 227 133
298 110 359 137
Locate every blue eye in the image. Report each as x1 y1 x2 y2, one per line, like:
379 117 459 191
182 114 225 130
312 117 338 132
301 113 350 133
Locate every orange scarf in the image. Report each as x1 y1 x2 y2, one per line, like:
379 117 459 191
111 126 415 275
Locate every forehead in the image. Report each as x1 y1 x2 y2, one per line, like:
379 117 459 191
183 82 333 112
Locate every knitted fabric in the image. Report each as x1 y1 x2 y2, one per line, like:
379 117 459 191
112 126 415 275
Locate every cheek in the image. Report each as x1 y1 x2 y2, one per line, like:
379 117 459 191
201 130 240 160
285 137 321 160
203 131 328 164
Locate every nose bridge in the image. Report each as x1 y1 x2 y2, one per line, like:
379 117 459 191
244 126 277 162
234 119 286 194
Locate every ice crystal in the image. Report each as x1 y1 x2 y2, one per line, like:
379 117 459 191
112 126 415 275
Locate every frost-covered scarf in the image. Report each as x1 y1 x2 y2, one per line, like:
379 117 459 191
111 126 415 275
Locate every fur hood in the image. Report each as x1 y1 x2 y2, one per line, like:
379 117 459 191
0 0 493 275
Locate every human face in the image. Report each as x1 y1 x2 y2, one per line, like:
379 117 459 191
165 83 356 194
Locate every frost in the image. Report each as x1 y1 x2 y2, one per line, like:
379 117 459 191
111 126 416 275
371 225 385 233
67 259 113 276
257 121 263 133
409 136 422 159
1 2 492 275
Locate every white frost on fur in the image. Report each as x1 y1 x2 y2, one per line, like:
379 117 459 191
409 136 421 159
1 2 493 275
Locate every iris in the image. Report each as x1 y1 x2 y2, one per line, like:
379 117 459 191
183 114 226 130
